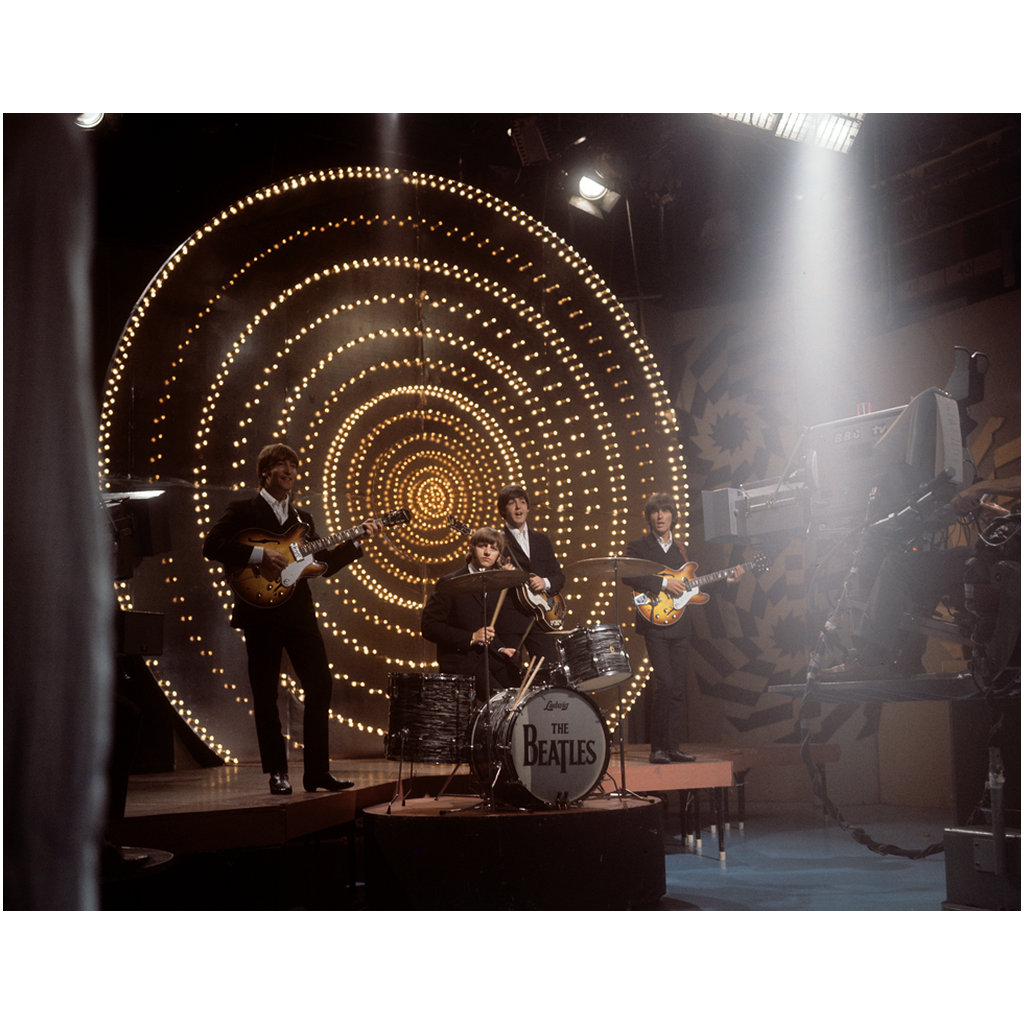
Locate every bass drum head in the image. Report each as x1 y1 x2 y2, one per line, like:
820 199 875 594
498 686 610 806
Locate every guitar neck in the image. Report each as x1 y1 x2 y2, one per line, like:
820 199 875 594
297 523 366 559
684 560 754 591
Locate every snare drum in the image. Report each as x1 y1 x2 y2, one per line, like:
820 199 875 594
557 624 631 692
469 686 610 807
385 673 475 763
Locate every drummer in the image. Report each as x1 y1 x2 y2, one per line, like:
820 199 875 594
421 527 522 701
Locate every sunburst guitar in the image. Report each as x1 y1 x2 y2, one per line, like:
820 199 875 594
229 507 411 608
446 515 568 631
633 552 770 627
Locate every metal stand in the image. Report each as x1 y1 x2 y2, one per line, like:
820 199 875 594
566 556 665 802
432 568 529 814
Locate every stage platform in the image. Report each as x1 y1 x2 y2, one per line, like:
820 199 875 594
363 794 667 910
107 750 735 856
106 759 460 855
102 746 828 908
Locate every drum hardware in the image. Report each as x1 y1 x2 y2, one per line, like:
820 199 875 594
434 654 549 811
387 727 411 812
434 568 530 811
385 673 475 811
467 685 610 809
566 556 667 581
447 515 568 631
557 624 631 692
565 556 659 801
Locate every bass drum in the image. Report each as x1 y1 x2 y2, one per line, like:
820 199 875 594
469 686 610 807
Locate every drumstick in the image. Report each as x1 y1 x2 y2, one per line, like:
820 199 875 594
511 618 535 659
512 656 545 709
489 588 508 628
511 658 535 708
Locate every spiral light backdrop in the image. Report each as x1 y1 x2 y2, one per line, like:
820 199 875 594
100 167 688 764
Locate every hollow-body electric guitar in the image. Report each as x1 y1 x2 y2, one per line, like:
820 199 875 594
633 553 769 627
446 515 567 631
229 508 410 608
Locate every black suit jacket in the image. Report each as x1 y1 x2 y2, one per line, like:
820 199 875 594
499 524 565 635
203 494 363 631
421 565 521 675
623 532 691 638
501 525 564 593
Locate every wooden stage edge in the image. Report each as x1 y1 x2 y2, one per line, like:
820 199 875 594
107 742 838 858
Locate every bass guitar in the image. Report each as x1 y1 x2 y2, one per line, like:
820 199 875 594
633 552 769 627
446 515 568 631
229 507 410 608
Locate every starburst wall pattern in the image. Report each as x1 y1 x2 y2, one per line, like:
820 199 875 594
100 168 688 763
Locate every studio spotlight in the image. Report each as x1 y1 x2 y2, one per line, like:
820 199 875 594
75 113 105 129
568 168 622 220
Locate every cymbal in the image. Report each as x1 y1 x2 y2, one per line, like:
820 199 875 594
435 569 530 595
567 556 666 580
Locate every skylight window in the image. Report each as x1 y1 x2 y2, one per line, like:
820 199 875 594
714 113 865 154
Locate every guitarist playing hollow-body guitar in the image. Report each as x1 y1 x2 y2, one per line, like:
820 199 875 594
203 442 395 796
622 492 753 767
496 484 566 668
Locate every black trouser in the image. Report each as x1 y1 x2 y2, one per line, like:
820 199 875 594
643 629 690 753
440 648 520 702
243 616 333 775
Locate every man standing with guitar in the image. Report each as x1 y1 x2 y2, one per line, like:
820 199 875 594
624 493 744 765
496 485 566 669
203 443 378 795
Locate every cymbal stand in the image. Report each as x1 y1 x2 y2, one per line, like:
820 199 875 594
387 729 410 812
605 573 643 800
601 679 644 800
442 590 500 814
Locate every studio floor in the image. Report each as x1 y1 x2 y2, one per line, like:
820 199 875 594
101 758 1018 911
659 802 952 911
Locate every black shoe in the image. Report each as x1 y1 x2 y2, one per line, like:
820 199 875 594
269 771 292 795
302 772 354 793
668 750 697 763
649 750 672 764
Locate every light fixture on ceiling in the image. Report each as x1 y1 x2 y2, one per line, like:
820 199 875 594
75 113 105 129
567 155 624 220
510 116 554 166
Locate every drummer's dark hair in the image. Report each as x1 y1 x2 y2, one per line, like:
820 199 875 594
466 526 505 563
644 492 676 527
497 484 530 518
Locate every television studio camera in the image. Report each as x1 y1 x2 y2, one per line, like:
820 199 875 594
702 346 1019 906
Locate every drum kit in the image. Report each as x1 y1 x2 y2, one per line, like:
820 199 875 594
386 555 667 811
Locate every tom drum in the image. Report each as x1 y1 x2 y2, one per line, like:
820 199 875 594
385 673 475 763
557 624 631 692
